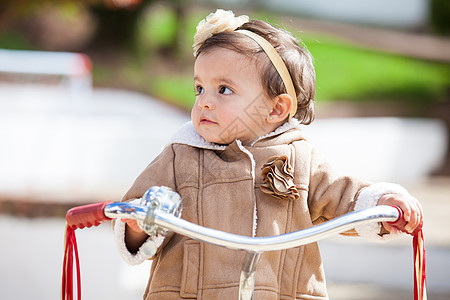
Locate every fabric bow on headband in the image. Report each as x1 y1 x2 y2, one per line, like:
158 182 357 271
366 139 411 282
193 9 249 56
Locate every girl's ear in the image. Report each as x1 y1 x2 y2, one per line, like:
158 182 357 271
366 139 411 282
268 94 293 123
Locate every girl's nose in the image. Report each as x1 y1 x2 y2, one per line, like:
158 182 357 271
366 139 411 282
197 94 214 110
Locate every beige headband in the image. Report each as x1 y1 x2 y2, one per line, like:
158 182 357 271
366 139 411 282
236 29 297 120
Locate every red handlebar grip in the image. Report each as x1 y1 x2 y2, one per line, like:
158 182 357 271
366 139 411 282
66 202 113 230
388 206 404 224
388 205 423 236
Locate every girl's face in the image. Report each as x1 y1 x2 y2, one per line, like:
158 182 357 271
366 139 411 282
192 48 275 145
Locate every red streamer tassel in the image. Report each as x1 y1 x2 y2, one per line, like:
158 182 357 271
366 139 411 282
62 224 81 300
61 202 112 299
413 229 427 300
390 206 427 300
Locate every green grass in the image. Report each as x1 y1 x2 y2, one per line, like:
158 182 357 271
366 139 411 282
137 5 179 52
300 33 449 104
0 31 33 50
135 10 449 111
2 7 447 112
149 75 195 109
144 33 449 111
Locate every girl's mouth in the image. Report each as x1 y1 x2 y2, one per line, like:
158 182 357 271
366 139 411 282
200 117 217 125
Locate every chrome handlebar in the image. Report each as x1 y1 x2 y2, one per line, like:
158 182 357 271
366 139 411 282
103 186 400 300
105 202 399 252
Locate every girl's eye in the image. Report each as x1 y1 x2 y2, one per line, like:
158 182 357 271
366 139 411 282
219 86 233 95
195 85 204 95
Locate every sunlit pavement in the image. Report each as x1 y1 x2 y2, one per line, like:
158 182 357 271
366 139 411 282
324 177 450 300
0 88 190 202
1 88 449 299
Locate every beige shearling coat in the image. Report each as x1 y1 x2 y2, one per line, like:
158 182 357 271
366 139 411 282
114 121 403 300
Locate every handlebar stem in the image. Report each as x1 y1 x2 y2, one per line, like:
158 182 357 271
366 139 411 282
104 202 400 300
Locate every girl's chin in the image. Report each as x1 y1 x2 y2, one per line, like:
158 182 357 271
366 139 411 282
194 125 233 145
200 133 230 145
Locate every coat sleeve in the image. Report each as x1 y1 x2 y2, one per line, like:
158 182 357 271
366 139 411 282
306 145 368 227
305 144 408 241
113 144 178 265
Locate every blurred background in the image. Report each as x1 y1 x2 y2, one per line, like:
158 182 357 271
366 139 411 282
0 0 449 299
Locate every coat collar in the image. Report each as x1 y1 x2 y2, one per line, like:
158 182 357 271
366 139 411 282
167 119 306 239
168 119 304 150
168 121 226 150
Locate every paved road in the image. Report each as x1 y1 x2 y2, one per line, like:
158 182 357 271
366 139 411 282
0 87 190 202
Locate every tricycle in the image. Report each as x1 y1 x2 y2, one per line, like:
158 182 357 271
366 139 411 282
62 186 426 300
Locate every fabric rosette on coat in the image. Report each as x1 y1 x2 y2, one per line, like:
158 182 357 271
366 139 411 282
261 155 300 200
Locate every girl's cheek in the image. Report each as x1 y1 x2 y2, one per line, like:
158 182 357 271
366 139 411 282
191 105 199 119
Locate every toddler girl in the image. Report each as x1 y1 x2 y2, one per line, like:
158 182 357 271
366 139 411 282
114 9 423 299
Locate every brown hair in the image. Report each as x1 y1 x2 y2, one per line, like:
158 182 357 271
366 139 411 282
195 20 315 125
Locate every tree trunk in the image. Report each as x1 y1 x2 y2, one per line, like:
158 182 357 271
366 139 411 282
88 3 149 51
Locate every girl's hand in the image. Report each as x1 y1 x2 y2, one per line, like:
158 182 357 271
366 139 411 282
377 193 423 234
122 218 149 253
121 218 144 233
